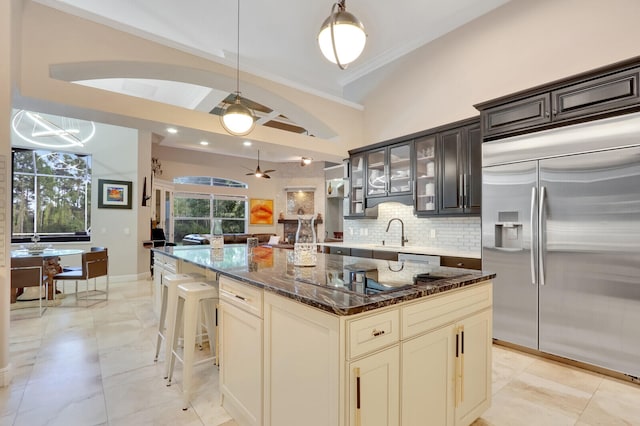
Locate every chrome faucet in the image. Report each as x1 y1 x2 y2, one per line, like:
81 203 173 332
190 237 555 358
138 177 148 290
385 218 408 247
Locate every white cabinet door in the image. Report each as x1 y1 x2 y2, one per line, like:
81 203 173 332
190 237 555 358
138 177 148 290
455 309 492 426
348 346 400 426
220 301 263 426
263 293 340 426
402 324 455 426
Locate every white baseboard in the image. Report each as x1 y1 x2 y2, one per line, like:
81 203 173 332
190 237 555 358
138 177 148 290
0 364 12 387
108 272 152 283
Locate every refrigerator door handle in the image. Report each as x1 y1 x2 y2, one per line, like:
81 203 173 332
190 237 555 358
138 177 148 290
539 186 546 286
530 186 537 285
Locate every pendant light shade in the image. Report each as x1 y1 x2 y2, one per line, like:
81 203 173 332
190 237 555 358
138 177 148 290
221 0 255 136
221 96 255 136
318 0 367 70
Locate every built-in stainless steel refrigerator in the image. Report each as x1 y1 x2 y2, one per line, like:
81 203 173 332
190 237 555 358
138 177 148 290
482 112 640 378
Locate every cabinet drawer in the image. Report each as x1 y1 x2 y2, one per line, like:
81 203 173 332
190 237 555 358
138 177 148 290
351 248 373 258
220 275 263 318
348 308 400 359
329 246 351 256
402 282 492 339
440 256 481 270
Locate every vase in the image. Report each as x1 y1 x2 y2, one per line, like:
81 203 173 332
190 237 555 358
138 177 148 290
295 215 316 244
294 215 317 266
210 219 224 249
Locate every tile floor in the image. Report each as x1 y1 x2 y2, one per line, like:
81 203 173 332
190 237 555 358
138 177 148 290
2 279 640 425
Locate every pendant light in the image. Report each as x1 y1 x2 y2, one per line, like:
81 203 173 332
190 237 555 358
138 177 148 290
317 0 367 70
221 0 256 136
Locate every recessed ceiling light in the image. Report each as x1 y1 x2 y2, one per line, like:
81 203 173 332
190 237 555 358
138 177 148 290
167 127 178 134
243 141 252 146
200 141 209 146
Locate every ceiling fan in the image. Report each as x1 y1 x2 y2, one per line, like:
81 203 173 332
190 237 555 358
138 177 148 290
246 150 275 179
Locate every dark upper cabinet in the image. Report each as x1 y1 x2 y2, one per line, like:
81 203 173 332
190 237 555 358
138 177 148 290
465 126 482 214
482 93 551 138
350 117 480 217
551 66 640 121
438 123 481 215
414 134 438 214
478 60 640 140
347 153 365 217
363 141 413 208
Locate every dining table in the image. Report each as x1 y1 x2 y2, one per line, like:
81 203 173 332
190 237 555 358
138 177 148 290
11 248 85 300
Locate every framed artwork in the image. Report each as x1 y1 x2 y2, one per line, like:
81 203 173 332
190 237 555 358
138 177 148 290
98 179 132 209
250 198 274 224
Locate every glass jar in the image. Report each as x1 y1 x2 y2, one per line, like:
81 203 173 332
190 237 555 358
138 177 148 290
210 219 224 249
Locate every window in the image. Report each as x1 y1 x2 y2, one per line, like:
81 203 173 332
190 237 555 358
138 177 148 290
12 148 92 242
173 193 246 242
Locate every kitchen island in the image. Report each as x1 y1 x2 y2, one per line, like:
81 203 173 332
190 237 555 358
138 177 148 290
153 245 495 426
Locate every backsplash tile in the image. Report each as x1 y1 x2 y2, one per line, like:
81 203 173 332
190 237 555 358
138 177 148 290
343 203 480 254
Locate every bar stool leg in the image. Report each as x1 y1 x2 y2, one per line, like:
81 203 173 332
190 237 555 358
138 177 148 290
163 287 180 379
154 283 168 362
180 297 198 410
167 296 184 387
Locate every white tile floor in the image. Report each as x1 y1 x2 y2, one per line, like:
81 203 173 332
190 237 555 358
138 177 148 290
2 279 640 425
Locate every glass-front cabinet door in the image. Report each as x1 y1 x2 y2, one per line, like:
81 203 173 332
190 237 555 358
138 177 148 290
388 143 411 194
366 148 386 197
349 153 365 215
366 142 412 199
415 135 438 214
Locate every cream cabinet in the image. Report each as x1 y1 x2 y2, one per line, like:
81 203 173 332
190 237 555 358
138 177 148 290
348 346 400 426
220 276 263 426
223 278 492 426
263 292 340 426
402 324 455 425
401 283 492 426
455 309 492 426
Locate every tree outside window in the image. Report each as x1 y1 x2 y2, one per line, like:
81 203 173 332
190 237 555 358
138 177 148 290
173 193 246 242
12 148 91 241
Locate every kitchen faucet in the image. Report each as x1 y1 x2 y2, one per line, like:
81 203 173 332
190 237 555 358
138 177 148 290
385 218 408 247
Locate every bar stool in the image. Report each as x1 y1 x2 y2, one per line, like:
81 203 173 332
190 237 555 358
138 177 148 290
154 273 195 378
167 281 218 410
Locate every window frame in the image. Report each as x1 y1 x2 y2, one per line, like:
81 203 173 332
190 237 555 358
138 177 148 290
11 148 92 243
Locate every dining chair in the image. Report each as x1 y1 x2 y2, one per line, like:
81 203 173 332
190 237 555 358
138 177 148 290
54 249 109 306
62 247 106 272
11 256 48 316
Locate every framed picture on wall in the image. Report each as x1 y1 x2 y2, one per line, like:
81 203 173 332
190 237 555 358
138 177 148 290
98 179 132 209
249 198 274 224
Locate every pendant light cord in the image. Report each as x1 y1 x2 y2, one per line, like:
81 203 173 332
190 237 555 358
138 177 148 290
235 0 241 97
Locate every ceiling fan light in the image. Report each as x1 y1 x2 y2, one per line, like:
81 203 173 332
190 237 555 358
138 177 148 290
221 100 255 136
318 2 367 68
301 157 313 166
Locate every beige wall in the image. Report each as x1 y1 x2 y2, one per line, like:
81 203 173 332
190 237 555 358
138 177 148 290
354 0 640 144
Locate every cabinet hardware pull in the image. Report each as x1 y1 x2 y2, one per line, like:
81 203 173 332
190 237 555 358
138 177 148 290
234 294 247 301
372 329 385 337
455 331 460 408
461 326 465 403
355 367 361 426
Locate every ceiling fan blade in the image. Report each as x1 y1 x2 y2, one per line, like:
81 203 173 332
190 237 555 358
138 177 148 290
246 172 254 175
263 174 271 179
263 169 276 174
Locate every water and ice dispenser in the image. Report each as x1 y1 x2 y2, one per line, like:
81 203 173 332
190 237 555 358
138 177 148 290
494 211 523 249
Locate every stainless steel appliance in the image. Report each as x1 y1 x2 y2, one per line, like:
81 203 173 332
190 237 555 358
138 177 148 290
482 112 640 378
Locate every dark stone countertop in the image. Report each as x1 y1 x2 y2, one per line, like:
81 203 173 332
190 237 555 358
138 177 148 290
153 245 495 316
